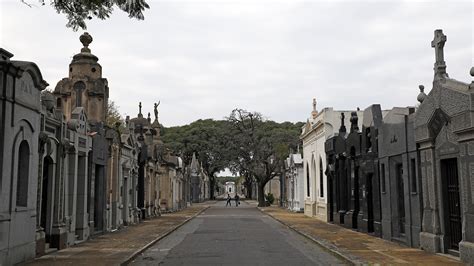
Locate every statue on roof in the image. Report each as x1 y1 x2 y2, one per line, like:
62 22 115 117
311 98 318 118
154 101 160 121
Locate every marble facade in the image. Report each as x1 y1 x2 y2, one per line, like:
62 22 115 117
0 33 189 264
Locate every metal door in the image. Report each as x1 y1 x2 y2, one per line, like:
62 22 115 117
441 158 462 250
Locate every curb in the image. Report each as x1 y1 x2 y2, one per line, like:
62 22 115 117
257 207 363 265
121 206 210 265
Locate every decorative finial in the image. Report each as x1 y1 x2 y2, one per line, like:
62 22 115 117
350 111 359 133
417 85 427 103
311 98 318 118
339 113 346 134
432 29 448 79
154 101 160 121
80 32 93 53
147 112 151 123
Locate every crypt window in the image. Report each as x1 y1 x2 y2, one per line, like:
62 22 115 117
73 81 86 107
16 140 30 207
410 158 417 193
381 163 386 193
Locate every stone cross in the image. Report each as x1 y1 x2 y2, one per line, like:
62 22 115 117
139 102 142 116
431 29 447 78
312 98 317 111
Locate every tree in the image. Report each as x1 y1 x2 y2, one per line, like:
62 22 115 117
227 109 301 207
106 100 125 132
25 0 150 31
161 112 302 203
161 119 232 199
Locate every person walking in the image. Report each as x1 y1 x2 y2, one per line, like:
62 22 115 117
234 194 240 207
226 193 232 207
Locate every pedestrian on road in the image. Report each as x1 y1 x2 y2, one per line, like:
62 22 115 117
234 194 240 207
226 193 232 207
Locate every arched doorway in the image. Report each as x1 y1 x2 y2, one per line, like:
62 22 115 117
41 156 54 245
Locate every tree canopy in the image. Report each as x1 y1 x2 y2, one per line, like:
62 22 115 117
27 0 150 30
161 119 233 199
226 109 303 206
161 110 303 205
105 100 125 132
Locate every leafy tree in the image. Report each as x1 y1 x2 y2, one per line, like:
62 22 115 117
106 100 125 132
161 111 302 203
24 0 149 30
161 119 232 199
227 109 301 207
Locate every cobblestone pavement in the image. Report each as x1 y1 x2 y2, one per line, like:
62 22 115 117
130 200 344 265
259 205 463 265
24 203 210 266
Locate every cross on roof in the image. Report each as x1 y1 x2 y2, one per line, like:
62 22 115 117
431 29 448 78
431 29 446 64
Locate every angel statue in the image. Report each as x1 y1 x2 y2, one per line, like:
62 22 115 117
154 101 160 120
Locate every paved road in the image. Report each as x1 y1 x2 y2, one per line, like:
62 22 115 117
130 201 344 265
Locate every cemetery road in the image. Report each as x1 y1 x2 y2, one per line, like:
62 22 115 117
129 201 344 265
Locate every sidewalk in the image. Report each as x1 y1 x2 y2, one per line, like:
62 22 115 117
25 202 211 266
259 207 463 265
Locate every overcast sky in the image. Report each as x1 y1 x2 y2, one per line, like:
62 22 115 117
1 0 472 126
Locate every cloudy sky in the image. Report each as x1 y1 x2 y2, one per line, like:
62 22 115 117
1 0 472 126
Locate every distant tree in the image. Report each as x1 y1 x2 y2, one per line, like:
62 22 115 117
161 113 302 203
106 100 125 132
227 109 301 207
22 0 149 30
161 119 232 199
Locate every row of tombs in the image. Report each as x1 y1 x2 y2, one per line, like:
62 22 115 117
282 29 474 262
0 33 210 265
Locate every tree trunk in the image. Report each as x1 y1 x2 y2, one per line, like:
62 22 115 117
257 182 266 207
246 182 252 199
209 177 215 200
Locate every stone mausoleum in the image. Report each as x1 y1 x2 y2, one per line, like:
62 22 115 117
0 48 48 264
415 29 474 261
301 98 362 222
0 33 191 265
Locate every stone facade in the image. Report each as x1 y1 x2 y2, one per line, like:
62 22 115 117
130 103 163 218
0 49 48 265
415 29 474 262
325 106 383 235
378 107 422 247
0 33 192 264
284 153 304 212
160 153 185 212
189 153 210 203
301 99 362 221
